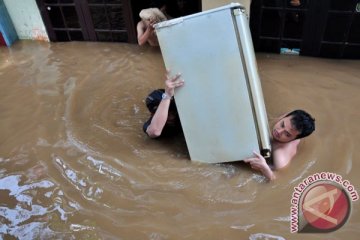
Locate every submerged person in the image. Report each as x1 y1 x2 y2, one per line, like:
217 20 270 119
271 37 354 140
244 110 315 181
137 8 167 46
143 72 315 180
143 71 184 137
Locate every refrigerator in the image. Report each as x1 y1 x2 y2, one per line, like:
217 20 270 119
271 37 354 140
154 3 271 163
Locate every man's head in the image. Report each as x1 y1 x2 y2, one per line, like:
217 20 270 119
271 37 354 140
139 8 167 23
272 110 315 143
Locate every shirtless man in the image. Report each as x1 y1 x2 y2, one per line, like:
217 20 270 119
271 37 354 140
244 110 315 181
143 72 184 137
144 72 315 181
137 8 167 46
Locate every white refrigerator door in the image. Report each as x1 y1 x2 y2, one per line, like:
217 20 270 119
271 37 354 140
155 4 267 163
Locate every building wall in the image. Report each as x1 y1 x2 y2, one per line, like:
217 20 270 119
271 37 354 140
202 0 251 15
2 0 250 43
3 0 48 41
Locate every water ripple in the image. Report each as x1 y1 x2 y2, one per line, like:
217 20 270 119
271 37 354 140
53 155 103 201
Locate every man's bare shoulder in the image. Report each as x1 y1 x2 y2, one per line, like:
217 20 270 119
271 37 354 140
273 139 300 151
137 20 145 27
137 21 146 31
272 139 300 169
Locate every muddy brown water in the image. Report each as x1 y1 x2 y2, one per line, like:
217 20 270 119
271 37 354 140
0 41 359 239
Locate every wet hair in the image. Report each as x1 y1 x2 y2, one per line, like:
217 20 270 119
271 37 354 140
139 8 167 22
286 110 315 139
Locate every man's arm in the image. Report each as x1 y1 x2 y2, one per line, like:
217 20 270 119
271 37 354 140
244 151 276 181
244 139 300 181
137 20 157 46
146 72 184 138
146 98 171 138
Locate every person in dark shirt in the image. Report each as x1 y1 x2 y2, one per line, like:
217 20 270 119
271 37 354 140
143 71 184 138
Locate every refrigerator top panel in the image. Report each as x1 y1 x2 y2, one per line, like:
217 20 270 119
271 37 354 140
155 4 270 163
155 3 245 30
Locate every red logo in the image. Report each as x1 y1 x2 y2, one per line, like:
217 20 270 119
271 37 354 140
300 182 351 232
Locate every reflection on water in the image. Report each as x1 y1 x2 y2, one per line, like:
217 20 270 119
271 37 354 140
0 172 80 239
0 41 359 239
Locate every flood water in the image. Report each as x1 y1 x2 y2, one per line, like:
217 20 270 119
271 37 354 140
0 40 359 239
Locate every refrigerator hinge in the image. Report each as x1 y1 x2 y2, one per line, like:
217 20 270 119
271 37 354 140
233 8 246 16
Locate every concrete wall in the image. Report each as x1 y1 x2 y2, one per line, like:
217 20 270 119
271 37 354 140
3 0 48 41
202 0 251 15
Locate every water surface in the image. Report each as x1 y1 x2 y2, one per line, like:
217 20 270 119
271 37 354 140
0 41 359 239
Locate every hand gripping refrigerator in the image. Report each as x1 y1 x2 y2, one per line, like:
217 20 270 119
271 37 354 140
154 3 271 163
